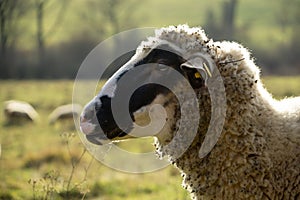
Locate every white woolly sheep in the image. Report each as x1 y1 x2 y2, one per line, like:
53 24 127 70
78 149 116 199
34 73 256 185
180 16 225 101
80 25 300 199
3 100 39 123
49 104 82 124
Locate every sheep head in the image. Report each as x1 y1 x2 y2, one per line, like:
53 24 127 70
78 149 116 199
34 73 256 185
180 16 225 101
80 25 231 158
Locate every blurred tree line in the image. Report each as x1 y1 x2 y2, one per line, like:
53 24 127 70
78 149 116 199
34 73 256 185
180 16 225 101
0 0 139 79
203 0 300 75
0 0 299 79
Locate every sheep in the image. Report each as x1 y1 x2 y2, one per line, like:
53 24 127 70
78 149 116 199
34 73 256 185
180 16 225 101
49 104 82 124
80 25 300 199
3 100 39 123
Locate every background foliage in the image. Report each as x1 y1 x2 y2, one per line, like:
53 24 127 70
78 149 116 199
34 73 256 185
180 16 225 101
0 0 299 79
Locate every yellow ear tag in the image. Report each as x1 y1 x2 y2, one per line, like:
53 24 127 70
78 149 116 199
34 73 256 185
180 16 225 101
194 72 201 79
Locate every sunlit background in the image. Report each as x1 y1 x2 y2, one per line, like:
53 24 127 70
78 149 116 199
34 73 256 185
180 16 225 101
0 0 299 199
1 0 300 78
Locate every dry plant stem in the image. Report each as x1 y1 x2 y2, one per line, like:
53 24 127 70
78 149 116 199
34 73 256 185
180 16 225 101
66 139 87 194
81 193 87 200
30 179 37 200
83 156 94 182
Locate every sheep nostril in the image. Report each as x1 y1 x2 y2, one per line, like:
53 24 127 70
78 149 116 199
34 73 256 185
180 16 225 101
81 106 97 121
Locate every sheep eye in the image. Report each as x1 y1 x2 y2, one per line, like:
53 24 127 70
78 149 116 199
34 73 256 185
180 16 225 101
181 66 205 89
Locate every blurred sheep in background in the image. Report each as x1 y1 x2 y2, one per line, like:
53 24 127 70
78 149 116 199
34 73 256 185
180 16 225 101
3 100 39 123
49 104 82 125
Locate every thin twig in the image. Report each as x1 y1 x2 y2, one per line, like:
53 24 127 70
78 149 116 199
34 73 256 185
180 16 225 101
83 155 94 182
66 147 86 193
219 58 245 65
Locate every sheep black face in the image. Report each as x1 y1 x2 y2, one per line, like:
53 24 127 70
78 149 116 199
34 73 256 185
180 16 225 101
80 43 211 145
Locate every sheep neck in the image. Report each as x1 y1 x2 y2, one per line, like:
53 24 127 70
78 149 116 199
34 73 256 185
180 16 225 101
154 71 300 199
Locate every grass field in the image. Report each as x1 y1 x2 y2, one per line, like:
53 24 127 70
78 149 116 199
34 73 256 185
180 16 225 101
0 77 299 199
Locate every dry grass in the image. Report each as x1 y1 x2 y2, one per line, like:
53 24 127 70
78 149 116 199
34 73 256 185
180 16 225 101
0 77 299 199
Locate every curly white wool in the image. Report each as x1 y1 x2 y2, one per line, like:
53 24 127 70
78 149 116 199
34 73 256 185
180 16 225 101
146 25 300 199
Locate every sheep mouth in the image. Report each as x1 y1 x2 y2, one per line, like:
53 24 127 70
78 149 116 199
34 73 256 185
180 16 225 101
86 133 108 145
85 127 130 145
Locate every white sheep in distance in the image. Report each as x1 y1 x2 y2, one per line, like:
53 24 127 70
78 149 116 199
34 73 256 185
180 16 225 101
3 100 39 123
49 104 82 124
80 25 300 199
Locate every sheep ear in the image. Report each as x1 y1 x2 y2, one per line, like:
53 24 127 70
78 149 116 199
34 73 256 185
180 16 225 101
180 54 213 87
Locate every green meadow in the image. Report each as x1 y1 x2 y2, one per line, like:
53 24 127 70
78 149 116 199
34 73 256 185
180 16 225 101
0 77 299 199
0 80 188 200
